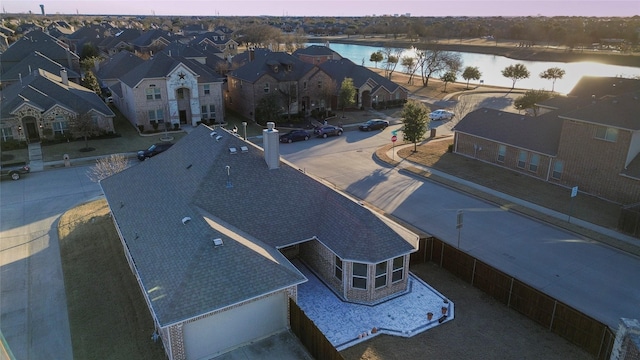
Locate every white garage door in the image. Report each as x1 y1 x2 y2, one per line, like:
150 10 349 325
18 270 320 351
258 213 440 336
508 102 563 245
182 291 288 360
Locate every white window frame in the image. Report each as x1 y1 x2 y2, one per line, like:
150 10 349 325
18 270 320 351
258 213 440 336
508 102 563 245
203 84 210 95
264 83 270 93
148 109 164 123
517 150 527 169
552 160 564 180
334 256 342 280
1 127 14 141
529 153 540 172
595 126 618 142
352 262 367 290
375 261 387 289
53 116 69 134
497 144 506 162
146 86 161 100
392 256 404 283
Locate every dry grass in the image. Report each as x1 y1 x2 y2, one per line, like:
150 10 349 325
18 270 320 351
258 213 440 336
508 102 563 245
58 199 165 360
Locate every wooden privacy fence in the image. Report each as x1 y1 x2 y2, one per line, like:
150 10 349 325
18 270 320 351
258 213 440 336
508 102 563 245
289 298 345 360
412 237 616 360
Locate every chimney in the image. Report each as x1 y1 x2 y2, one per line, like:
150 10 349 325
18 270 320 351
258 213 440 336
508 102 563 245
262 122 280 170
60 69 68 85
249 46 255 62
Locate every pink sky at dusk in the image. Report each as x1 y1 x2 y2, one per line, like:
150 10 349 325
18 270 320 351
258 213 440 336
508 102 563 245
3 0 638 17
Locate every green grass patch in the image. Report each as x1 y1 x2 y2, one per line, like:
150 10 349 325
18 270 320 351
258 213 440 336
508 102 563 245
58 199 165 360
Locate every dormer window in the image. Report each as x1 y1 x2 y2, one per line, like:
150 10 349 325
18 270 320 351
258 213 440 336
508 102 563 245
264 83 270 93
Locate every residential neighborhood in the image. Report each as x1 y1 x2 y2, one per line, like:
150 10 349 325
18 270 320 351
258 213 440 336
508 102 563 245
1 11 639 360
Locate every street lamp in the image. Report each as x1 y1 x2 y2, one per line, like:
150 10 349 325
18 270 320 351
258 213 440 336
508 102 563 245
241 122 247 140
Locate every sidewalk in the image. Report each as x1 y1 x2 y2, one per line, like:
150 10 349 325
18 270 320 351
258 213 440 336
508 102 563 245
380 141 640 257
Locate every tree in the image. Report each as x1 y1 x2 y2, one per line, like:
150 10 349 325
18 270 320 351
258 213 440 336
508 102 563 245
87 154 129 183
81 70 101 95
401 56 418 85
70 112 102 151
501 63 530 89
369 51 383 68
400 99 430 152
513 89 553 116
338 78 357 118
440 71 457 92
539 67 566 92
255 92 282 126
462 66 482 89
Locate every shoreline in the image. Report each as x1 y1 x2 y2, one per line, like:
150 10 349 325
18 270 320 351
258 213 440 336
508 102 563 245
309 37 640 68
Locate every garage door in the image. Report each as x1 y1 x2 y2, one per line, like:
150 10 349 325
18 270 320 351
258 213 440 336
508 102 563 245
182 291 288 360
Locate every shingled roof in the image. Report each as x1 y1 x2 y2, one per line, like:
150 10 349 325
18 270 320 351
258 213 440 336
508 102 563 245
100 125 416 326
228 51 315 83
319 58 405 94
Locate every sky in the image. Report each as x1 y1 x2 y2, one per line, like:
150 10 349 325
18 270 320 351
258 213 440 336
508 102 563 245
2 0 639 17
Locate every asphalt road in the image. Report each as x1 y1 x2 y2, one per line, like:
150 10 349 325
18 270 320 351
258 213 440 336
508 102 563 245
277 124 640 330
0 166 102 360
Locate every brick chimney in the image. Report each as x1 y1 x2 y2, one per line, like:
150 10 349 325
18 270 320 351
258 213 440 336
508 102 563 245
60 68 68 86
262 122 279 170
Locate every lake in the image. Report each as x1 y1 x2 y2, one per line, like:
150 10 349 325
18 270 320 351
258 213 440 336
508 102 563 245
309 42 640 94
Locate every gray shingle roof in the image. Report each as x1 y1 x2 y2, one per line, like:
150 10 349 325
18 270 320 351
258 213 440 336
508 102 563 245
95 50 145 81
228 51 315 83
100 125 416 326
0 30 78 74
1 69 114 118
293 44 341 57
319 58 404 94
453 108 563 155
0 51 80 84
559 90 640 130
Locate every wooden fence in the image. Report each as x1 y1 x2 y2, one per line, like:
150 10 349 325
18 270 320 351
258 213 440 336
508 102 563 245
412 236 616 360
289 298 345 360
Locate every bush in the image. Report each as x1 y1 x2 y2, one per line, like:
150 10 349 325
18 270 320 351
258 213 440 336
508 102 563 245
447 144 454 153
0 139 27 151
137 125 144 133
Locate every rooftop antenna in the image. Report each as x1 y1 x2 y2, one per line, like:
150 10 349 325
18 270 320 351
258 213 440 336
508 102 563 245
225 165 232 188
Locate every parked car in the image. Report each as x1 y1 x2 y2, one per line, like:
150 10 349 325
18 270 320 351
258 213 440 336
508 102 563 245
279 129 310 143
1 162 30 180
429 109 455 121
314 125 344 138
137 142 173 161
359 119 389 131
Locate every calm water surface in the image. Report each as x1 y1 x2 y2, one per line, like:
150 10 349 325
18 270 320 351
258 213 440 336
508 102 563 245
311 42 640 94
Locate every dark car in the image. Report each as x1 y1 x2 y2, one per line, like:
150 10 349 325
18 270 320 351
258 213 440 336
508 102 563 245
279 129 310 143
137 142 173 161
1 162 30 180
358 119 389 131
314 125 344 138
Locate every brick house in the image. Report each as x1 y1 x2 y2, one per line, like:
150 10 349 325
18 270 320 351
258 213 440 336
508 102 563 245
292 44 343 65
112 50 225 131
100 124 417 359
452 76 640 205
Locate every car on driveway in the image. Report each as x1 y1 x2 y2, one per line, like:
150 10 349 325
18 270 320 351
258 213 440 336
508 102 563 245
1 162 30 180
279 129 310 143
137 142 173 161
429 109 455 121
358 119 389 131
314 125 343 138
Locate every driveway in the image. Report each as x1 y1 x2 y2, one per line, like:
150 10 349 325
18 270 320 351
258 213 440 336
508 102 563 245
0 166 102 360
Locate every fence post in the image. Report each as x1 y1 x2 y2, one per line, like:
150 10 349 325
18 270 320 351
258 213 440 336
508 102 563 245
549 300 557 331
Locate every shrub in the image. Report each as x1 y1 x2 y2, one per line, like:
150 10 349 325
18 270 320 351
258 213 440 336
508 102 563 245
137 125 144 133
0 139 27 151
448 144 454 153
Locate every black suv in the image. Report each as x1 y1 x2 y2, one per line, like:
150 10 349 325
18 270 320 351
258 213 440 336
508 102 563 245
314 125 344 138
137 142 173 161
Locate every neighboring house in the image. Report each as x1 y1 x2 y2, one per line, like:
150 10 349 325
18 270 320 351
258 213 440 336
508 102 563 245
318 58 409 109
0 68 115 144
190 30 238 58
226 49 333 121
0 30 80 76
292 44 343 65
0 51 81 88
14 23 45 35
97 29 142 56
65 23 118 54
94 50 145 105
99 123 417 359
115 51 225 131
130 29 174 56
452 76 640 205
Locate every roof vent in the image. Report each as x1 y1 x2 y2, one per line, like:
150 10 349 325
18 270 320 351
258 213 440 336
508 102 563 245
210 131 217 137
215 135 223 141
229 147 237 154
213 238 223 246
240 146 248 153
182 217 192 225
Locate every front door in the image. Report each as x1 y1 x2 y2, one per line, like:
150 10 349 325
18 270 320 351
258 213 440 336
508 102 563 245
25 122 40 143
179 110 187 125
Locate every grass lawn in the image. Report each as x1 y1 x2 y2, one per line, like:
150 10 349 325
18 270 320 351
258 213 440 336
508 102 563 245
58 199 166 360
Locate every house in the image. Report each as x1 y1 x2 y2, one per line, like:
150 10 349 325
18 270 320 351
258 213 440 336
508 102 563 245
226 49 333 121
452 76 640 205
0 51 82 88
114 51 225 131
318 58 408 109
97 29 142 56
0 30 80 77
130 29 174 56
0 68 115 143
94 50 145 104
293 44 343 65
64 23 119 54
190 30 238 58
99 123 418 359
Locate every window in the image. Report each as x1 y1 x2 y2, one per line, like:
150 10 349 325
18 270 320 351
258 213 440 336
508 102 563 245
552 160 564 179
317 80 322 89
1 127 13 141
375 261 387 288
517 150 527 169
529 154 540 172
53 116 69 134
392 256 404 283
497 145 506 162
201 104 216 120
352 262 367 289
595 126 618 142
204 84 210 95
148 109 164 123
303 81 307 90
146 86 161 100
334 256 342 280
177 88 184 100
264 83 270 93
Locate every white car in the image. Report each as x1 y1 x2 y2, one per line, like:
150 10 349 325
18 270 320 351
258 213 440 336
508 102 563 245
429 109 455 121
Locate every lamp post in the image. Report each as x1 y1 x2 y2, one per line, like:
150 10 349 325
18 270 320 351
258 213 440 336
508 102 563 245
241 122 247 140
17 125 23 141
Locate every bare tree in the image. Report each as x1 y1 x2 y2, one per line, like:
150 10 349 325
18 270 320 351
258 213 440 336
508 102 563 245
87 154 129 182
416 48 460 87
70 111 102 151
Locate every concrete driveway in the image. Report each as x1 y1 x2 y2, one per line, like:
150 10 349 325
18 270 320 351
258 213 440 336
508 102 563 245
0 166 102 360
